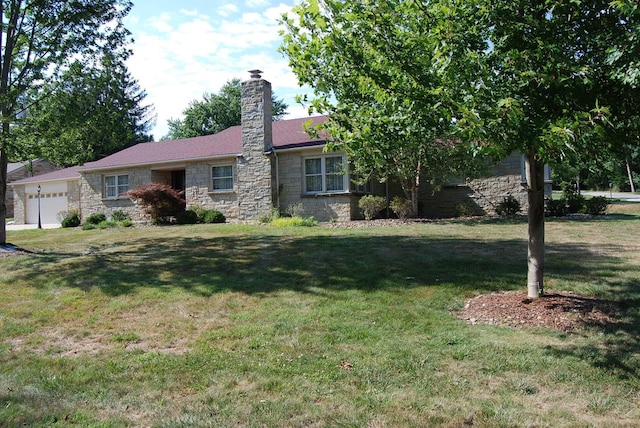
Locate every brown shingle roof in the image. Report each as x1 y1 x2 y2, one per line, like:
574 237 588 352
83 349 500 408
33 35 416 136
9 166 81 185
79 115 328 171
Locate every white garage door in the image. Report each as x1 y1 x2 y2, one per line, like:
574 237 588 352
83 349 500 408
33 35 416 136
27 191 69 225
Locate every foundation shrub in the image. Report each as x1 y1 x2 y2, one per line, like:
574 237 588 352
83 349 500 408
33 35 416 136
359 195 386 221
389 196 413 219
61 211 81 228
496 196 521 216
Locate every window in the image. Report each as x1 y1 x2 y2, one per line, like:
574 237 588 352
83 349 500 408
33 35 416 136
105 175 128 198
212 165 234 191
304 155 347 193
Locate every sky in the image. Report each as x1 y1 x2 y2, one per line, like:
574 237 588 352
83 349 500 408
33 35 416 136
123 0 312 140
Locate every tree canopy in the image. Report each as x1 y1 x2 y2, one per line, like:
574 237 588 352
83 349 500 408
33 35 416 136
0 0 136 244
281 0 639 297
163 78 289 140
280 0 483 214
16 51 155 165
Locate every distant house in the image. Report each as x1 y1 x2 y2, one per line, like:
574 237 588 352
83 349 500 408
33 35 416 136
11 72 540 226
6 160 58 219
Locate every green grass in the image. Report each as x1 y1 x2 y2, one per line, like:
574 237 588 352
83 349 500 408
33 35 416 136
1 203 639 427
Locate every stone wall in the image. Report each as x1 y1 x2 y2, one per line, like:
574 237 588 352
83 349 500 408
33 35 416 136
12 186 26 224
277 149 355 221
185 160 239 218
237 75 274 221
420 153 527 217
80 168 148 221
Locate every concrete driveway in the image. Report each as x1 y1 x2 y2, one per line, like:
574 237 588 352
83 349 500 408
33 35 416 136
581 191 640 202
6 223 61 231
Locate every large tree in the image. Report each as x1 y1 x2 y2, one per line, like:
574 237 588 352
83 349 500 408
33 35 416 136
281 0 637 298
163 78 289 140
0 0 134 245
281 0 483 215
16 51 155 165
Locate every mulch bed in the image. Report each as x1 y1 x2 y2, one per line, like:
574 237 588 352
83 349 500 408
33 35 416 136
459 290 620 333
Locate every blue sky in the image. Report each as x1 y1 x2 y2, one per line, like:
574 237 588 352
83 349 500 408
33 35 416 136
124 0 311 139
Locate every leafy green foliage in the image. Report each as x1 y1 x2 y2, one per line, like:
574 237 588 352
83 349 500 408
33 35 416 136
125 183 186 223
389 196 413 220
200 209 226 224
280 0 483 213
111 210 131 222
496 196 521 216
545 199 569 217
61 211 81 228
85 213 107 225
583 197 610 216
176 209 199 225
358 195 386 221
163 79 288 140
0 0 135 244
270 216 317 227
18 52 154 165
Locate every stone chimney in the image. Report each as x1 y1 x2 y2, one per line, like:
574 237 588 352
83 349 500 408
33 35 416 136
237 70 274 220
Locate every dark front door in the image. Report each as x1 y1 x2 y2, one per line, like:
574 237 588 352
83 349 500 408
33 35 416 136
172 170 186 192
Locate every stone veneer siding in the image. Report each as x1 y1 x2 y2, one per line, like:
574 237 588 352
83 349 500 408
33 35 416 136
185 160 239 218
236 77 274 221
415 153 528 217
80 168 145 221
277 148 356 222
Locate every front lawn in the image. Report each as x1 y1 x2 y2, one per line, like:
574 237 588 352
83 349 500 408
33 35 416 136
1 203 639 426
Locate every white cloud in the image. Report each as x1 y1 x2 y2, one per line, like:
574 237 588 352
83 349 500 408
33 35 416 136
218 4 239 17
126 1 311 139
246 0 270 7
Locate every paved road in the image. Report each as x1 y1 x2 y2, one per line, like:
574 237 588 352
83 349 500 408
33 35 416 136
581 191 640 202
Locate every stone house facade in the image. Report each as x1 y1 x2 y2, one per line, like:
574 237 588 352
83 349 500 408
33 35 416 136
11 73 540 225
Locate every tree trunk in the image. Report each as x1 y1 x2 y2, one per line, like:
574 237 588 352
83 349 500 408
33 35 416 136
525 151 545 298
627 159 636 193
0 148 7 245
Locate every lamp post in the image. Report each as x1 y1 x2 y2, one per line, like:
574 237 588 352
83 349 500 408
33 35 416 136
37 185 42 229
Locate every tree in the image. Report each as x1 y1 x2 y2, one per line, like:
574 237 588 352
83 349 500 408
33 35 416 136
0 0 134 245
280 0 483 216
163 78 289 140
16 51 155 165
280 0 637 298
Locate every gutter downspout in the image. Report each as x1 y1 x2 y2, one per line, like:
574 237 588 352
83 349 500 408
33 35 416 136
272 149 280 211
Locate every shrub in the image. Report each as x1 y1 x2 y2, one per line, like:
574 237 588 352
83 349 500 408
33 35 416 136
201 209 226 224
359 195 386 221
176 209 199 225
563 187 586 213
258 207 281 224
389 196 413 219
456 202 480 217
111 210 130 222
583 196 609 215
126 183 185 223
270 216 317 227
85 213 107 225
545 198 568 217
285 202 305 218
496 196 521 216
61 211 81 228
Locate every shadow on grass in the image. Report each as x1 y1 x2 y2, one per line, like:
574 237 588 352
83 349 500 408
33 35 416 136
4 233 633 299
4 230 640 380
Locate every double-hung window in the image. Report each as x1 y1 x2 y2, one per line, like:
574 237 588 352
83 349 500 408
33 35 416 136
304 155 347 193
212 165 234 191
104 175 128 199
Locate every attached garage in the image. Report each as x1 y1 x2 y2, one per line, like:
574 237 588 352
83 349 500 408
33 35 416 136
24 183 70 225
9 166 80 226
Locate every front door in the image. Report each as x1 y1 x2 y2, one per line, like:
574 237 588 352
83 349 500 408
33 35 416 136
172 170 186 192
